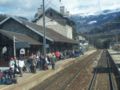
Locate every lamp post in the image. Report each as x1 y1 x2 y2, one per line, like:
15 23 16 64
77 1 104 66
43 0 46 58
13 36 16 58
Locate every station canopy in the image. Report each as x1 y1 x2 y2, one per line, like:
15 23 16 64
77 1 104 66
0 30 41 48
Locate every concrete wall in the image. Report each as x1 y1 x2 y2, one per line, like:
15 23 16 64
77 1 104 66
36 16 73 39
66 25 72 39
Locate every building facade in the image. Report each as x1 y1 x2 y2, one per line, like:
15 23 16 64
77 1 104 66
33 8 74 39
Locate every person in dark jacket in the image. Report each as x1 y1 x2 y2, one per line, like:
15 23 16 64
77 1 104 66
31 55 37 73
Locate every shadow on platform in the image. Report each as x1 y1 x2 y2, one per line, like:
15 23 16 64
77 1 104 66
92 67 113 73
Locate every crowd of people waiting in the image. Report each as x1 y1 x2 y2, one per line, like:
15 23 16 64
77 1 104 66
0 49 83 85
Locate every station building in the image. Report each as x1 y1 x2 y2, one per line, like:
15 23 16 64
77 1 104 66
0 16 77 66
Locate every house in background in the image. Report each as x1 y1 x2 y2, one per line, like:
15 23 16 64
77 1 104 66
110 42 120 51
33 8 75 39
76 35 89 51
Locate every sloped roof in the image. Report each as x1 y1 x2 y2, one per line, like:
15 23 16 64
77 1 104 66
0 16 78 44
18 18 77 44
0 30 41 45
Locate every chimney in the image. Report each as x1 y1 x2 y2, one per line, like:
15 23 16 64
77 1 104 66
65 11 70 17
37 5 43 15
60 6 65 15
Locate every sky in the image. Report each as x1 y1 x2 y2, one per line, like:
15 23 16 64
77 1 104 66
0 0 120 19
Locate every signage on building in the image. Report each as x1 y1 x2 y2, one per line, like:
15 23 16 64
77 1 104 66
20 48 25 54
2 46 7 54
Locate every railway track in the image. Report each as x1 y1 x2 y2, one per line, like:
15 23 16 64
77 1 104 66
31 50 118 90
88 50 118 90
31 50 101 90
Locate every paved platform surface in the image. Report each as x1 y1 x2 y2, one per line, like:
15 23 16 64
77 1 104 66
108 49 120 64
0 50 96 90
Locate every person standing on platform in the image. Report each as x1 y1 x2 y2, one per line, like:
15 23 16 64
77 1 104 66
18 57 25 77
31 55 37 73
9 57 15 71
51 54 56 70
55 51 60 60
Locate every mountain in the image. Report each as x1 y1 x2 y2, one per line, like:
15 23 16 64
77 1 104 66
70 9 120 48
70 9 120 34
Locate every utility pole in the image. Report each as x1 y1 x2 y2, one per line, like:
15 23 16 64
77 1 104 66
42 0 62 58
98 0 102 13
43 0 46 58
13 36 16 58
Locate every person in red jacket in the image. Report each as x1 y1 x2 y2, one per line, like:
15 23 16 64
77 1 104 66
55 51 60 60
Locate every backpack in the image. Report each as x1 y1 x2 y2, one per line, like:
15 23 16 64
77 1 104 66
0 72 3 79
5 78 13 85
12 78 17 84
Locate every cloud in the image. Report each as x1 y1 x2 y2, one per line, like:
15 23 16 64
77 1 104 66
100 0 120 10
62 0 80 10
0 0 12 5
62 0 120 15
0 0 120 19
0 0 41 19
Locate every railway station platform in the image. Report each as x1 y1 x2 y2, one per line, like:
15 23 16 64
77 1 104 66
108 49 120 64
0 49 96 90
108 49 120 71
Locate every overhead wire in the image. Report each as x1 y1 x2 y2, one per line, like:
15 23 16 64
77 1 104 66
35 0 62 16
44 0 61 11
44 0 52 9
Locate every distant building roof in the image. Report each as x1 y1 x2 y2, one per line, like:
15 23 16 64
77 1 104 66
0 14 28 22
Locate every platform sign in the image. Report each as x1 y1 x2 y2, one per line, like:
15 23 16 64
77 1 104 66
20 48 25 55
2 46 7 54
